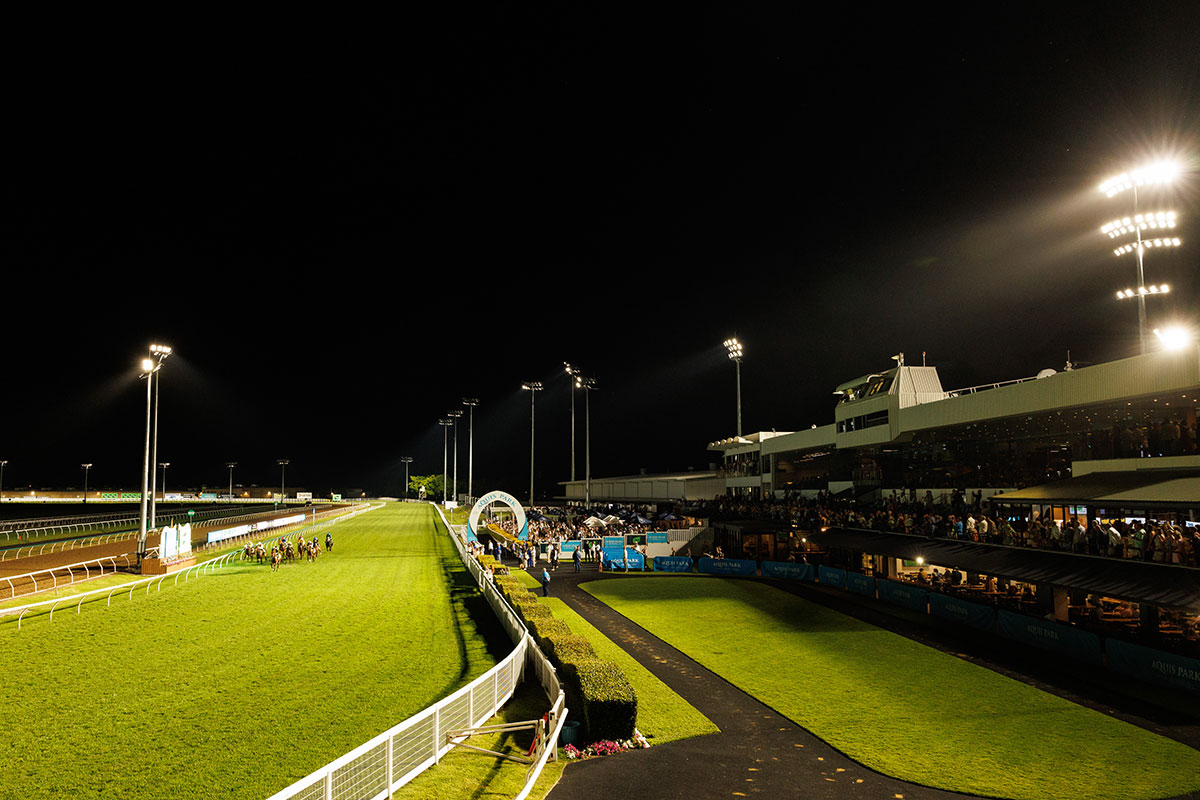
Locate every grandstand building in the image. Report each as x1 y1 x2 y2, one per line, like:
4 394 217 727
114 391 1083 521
565 347 1200 508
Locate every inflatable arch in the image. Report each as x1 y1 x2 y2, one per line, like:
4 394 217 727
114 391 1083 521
467 490 529 542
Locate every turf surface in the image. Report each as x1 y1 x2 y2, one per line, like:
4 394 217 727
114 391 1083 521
582 576 1200 800
2 502 505 800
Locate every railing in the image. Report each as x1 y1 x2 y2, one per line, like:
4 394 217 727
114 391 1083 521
943 374 1039 398
1 550 245 629
1 554 132 600
265 504 566 800
0 529 141 561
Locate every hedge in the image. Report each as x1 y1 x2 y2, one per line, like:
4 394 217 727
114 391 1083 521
571 658 638 742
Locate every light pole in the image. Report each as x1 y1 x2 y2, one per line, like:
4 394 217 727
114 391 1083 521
147 343 171 528
724 337 744 436
226 462 237 502
400 456 413 499
521 382 542 505
463 398 479 501
0 460 6 503
1099 160 1182 353
447 409 463 504
438 418 453 504
159 462 170 509
138 356 159 558
576 376 597 507
81 463 93 503
565 363 581 482
278 459 290 505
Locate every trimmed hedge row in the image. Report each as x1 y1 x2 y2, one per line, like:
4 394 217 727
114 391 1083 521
491 570 637 742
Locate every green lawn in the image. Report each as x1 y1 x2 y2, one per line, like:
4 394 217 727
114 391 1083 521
540 597 719 745
1 503 506 800
582 576 1200 800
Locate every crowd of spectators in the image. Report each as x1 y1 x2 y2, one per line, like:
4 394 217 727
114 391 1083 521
687 489 1200 568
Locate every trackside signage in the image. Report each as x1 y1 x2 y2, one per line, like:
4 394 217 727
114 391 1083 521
653 556 694 573
697 557 756 577
928 592 996 633
1104 638 1200 696
761 561 814 581
997 609 1102 665
206 514 305 545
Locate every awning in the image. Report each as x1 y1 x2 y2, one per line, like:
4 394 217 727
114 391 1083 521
810 527 1200 610
991 468 1200 509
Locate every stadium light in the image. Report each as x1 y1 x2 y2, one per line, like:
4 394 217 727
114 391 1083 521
576 376 598 506
447 409 463 504
277 459 290 504
0 460 7 503
1098 159 1183 354
1154 326 1194 352
462 399 479 502
1099 160 1182 198
521 382 543 504
438 419 453 504
724 337 744 436
159 462 170 504
138 344 171 558
148 343 172 529
81 463 93 504
400 456 414 500
564 363 581 483
226 462 237 503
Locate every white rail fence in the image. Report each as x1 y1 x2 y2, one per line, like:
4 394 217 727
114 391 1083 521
0 503 381 630
264 504 566 800
2 554 132 600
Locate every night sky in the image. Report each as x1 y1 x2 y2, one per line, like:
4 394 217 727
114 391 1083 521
4 6 1200 500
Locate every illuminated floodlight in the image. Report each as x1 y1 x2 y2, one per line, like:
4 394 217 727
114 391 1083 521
724 337 744 362
1100 211 1177 238
1116 285 1170 300
1154 326 1194 352
1113 238 1182 257
150 343 172 356
141 358 155 372
1099 160 1182 197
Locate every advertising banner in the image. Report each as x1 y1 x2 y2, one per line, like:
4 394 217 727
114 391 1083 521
559 540 579 553
1105 638 1200 697
761 561 815 582
653 556 694 573
178 523 192 556
603 547 645 570
996 610 1102 665
648 532 669 544
876 579 929 613
846 571 877 598
928 592 995 633
697 557 757 577
161 526 178 559
602 535 625 562
817 565 847 589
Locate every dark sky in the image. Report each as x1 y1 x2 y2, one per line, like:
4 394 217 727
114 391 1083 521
3 5 1200 499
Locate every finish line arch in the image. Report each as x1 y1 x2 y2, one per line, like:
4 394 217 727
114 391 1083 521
467 490 529 542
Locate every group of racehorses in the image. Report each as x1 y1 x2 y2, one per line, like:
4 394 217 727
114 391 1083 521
243 532 333 572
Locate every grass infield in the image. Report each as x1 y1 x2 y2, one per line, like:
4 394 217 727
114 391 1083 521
1 502 508 800
582 576 1200 800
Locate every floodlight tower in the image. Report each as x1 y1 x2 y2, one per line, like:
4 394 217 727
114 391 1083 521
400 456 414 499
438 418 453 503
724 337 745 436
447 409 463 504
147 343 171 529
81 463 93 504
158 462 170 507
226 462 237 502
564 362 581 482
576 376 597 506
521 382 543 505
0 460 7 502
277 459 290 504
1099 160 1182 354
462 398 479 501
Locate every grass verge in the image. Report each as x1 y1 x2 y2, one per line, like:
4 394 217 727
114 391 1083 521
582 576 1200 800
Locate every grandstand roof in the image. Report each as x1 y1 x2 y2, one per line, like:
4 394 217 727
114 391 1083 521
991 468 1200 508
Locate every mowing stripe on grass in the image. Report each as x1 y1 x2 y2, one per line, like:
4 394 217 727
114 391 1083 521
582 576 1200 800
2 503 501 800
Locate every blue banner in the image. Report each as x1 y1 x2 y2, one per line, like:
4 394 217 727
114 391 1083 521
761 561 815 581
1105 638 1200 697
876 579 929 613
648 532 669 544
559 540 579 553
653 556 694 573
818 565 847 589
518 520 529 542
996 610 1102 665
603 548 646 570
697 557 757 577
602 535 625 563
928 592 995 633
846 571 876 598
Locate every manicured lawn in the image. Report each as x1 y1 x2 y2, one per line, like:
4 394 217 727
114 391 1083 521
2 503 503 800
583 576 1200 800
541 597 719 745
